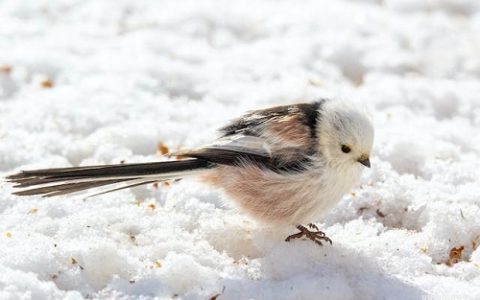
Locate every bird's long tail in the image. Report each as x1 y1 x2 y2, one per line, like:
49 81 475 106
6 159 214 197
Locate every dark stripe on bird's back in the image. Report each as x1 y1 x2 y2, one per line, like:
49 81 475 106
297 99 324 140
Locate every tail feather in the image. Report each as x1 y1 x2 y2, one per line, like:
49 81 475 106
8 159 211 179
13 179 132 197
11 176 132 188
7 158 213 197
82 179 158 199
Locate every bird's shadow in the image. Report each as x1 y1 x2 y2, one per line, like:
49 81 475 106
215 231 425 300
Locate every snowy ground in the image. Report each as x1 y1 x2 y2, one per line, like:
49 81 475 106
1 0 480 299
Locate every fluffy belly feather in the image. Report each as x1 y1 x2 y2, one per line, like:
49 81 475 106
202 164 360 226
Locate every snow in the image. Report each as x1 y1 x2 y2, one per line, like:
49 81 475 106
1 0 480 298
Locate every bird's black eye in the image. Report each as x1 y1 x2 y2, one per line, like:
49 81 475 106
341 145 351 153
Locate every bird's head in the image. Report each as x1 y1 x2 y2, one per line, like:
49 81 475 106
317 100 374 170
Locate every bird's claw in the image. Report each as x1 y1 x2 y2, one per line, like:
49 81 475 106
285 224 332 246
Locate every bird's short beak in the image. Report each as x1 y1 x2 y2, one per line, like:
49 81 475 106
358 157 371 168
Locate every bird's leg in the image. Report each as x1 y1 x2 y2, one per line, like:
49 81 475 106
285 224 332 246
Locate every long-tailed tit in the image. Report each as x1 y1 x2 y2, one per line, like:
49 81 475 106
8 99 374 246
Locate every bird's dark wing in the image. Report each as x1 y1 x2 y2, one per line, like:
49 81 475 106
220 101 323 140
179 101 325 172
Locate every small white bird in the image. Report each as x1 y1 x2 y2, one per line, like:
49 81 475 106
8 99 374 246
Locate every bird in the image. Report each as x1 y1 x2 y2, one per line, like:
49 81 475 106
7 99 374 246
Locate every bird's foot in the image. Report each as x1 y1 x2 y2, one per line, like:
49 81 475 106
285 224 332 246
